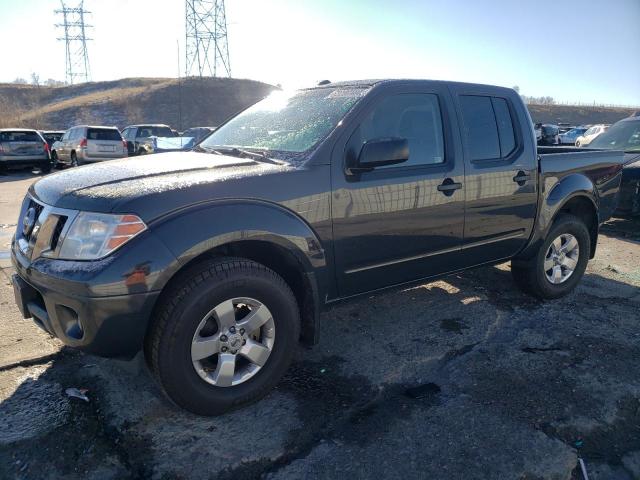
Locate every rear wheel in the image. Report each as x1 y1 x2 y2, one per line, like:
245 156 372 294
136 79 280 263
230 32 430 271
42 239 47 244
146 257 300 416
70 152 80 167
40 159 52 174
512 214 590 299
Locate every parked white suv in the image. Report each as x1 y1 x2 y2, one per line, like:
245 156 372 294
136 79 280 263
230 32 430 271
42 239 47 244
52 125 128 167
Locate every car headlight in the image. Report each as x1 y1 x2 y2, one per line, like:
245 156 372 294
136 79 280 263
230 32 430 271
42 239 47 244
58 212 147 260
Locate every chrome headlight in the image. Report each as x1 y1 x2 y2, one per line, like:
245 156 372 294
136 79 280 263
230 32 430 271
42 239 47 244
58 212 147 260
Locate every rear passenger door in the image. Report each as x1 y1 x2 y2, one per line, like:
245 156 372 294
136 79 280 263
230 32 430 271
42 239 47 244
58 129 72 161
331 84 466 296
449 87 538 264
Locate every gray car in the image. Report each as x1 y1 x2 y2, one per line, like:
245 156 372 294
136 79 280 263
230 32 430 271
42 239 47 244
0 129 52 173
52 125 128 167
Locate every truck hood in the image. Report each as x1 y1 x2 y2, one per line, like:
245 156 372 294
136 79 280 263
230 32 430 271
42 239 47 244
31 152 292 219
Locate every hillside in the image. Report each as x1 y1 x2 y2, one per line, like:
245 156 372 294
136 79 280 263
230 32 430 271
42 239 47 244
0 78 636 130
0 77 276 130
527 103 636 126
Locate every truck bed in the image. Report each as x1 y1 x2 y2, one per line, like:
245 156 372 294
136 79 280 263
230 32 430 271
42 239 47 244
537 147 625 223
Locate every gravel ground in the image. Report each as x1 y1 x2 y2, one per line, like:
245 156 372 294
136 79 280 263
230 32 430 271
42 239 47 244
0 169 639 480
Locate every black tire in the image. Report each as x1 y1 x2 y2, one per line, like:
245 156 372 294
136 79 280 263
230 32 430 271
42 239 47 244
70 152 80 167
145 257 300 416
512 214 590 299
51 151 62 169
40 160 52 174
137 148 147 156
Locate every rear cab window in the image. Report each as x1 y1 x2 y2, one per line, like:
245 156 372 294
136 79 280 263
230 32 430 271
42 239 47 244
87 128 122 141
0 131 42 142
137 126 172 138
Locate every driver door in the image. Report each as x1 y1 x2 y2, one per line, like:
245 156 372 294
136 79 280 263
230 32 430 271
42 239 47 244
331 84 465 297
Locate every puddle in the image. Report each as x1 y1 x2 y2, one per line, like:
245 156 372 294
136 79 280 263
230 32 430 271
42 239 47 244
440 317 469 334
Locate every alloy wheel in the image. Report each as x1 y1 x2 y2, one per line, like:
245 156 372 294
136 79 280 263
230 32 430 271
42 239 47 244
544 233 580 284
191 297 275 387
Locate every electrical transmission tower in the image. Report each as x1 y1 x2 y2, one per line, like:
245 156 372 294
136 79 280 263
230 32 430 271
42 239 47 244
185 0 231 78
55 1 92 85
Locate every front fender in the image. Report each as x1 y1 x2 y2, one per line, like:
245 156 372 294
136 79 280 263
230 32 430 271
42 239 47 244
149 199 327 285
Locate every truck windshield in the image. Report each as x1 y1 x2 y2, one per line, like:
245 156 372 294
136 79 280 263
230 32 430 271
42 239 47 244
200 87 369 154
589 119 640 152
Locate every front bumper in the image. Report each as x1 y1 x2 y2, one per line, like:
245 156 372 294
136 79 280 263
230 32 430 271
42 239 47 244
10 219 177 359
11 269 159 358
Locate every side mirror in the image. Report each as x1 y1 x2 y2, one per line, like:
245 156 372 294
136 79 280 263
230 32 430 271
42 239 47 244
348 138 409 174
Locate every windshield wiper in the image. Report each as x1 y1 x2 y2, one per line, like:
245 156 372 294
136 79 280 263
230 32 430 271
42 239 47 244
192 144 210 153
208 146 285 165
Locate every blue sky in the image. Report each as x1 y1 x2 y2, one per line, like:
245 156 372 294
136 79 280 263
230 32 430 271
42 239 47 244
0 0 638 105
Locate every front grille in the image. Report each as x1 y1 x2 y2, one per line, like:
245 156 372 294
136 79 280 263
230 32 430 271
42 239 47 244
23 199 44 242
50 216 67 251
18 196 76 260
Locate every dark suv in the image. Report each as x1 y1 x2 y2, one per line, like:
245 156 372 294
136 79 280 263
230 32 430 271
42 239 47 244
121 124 175 156
537 124 560 146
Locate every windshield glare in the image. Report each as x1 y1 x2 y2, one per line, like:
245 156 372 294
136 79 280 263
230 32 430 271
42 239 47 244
589 120 640 152
200 87 368 154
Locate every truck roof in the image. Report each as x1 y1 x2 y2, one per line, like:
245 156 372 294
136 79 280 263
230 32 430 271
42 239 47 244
67 125 120 129
126 124 172 128
307 79 517 95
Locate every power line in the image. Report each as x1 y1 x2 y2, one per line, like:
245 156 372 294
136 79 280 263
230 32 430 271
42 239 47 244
55 0 92 85
185 0 231 78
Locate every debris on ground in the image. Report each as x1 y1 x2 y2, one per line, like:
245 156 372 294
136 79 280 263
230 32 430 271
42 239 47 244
65 387 89 402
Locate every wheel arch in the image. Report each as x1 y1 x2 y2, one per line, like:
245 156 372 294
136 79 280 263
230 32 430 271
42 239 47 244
517 174 599 262
148 200 327 345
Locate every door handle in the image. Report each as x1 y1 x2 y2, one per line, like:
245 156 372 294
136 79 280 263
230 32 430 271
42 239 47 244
513 171 531 186
437 178 462 196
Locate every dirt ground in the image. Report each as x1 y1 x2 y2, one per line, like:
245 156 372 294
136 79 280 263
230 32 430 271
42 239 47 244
0 170 639 480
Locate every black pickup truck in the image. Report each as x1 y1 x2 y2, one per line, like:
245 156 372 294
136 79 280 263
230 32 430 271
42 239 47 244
11 80 624 415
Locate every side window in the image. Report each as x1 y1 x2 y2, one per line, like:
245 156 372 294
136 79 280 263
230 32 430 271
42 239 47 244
459 95 500 161
460 95 518 161
491 97 516 157
121 128 130 140
349 93 445 169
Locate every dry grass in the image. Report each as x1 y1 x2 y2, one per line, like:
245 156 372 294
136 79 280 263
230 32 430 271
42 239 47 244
0 77 275 130
0 78 635 131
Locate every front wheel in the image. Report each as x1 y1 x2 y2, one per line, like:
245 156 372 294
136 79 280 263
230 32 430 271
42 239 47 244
40 160 52 174
512 214 590 299
145 257 300 416
51 151 62 169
